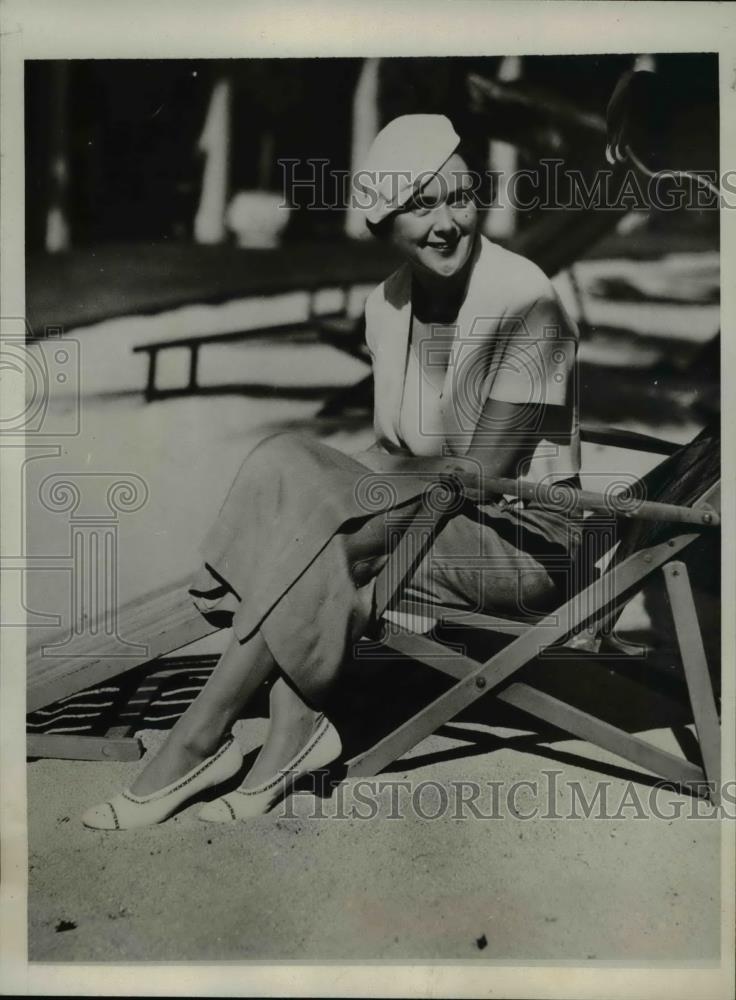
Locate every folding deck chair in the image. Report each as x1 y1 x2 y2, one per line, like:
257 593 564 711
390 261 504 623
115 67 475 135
27 423 721 805
348 421 721 803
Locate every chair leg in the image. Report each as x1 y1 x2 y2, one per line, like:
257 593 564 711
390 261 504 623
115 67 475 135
497 682 706 790
662 561 721 803
373 502 449 619
382 624 706 789
347 535 698 779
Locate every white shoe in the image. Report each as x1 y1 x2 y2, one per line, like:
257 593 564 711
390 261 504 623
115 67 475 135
81 737 243 831
198 715 342 822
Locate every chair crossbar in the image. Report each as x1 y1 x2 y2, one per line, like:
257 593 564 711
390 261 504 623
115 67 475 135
358 456 720 528
396 599 540 635
347 532 700 779
372 620 708 790
496 682 707 789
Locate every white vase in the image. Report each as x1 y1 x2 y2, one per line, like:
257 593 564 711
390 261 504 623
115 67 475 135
225 191 291 249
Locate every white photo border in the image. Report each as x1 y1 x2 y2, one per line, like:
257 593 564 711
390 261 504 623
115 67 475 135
1 1 734 997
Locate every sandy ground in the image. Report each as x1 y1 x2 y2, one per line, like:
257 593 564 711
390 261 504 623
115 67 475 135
24 252 722 961
29 725 721 962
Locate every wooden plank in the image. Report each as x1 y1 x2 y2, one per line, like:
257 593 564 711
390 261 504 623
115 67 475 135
27 733 143 761
354 455 720 528
27 584 207 674
366 617 705 791
579 424 680 456
579 479 721 647
27 579 220 712
384 619 693 714
373 494 450 618
27 573 194 656
468 72 607 138
27 614 215 712
496 682 706 788
132 313 346 354
396 599 539 635
104 725 134 738
663 561 721 801
346 532 698 777
379 629 476 679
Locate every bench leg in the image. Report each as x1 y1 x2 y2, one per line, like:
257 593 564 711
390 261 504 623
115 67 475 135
144 348 160 402
662 561 721 803
188 344 200 392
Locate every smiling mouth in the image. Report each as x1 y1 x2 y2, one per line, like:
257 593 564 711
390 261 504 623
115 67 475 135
426 238 460 254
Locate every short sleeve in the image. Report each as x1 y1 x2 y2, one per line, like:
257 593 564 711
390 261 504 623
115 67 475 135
484 293 578 408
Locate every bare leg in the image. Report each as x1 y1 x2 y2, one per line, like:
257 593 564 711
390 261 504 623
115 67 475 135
131 504 419 797
130 629 277 795
235 509 419 789
218 514 405 792
241 677 322 788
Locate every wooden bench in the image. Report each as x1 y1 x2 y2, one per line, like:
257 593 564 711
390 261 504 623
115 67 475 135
132 283 365 402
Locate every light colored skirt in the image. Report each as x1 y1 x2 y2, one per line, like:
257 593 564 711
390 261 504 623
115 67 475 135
188 433 579 706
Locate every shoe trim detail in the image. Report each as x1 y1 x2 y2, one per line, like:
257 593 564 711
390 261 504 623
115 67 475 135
108 801 120 831
234 716 334 797
119 737 236 804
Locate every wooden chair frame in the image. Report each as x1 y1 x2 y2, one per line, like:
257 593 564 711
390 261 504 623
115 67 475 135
27 426 721 805
349 481 720 802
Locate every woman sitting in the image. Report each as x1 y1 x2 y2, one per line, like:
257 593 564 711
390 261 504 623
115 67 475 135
83 113 581 830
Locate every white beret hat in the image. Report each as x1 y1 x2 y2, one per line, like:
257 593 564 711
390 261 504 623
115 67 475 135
355 114 461 226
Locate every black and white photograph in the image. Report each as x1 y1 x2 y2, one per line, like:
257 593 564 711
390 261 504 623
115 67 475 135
1 2 734 997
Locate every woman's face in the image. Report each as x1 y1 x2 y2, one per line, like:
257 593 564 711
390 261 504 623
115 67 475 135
388 152 478 282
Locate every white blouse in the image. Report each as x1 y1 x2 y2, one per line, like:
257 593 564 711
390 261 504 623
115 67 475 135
398 339 446 456
365 234 581 487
